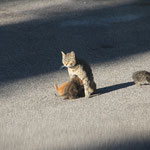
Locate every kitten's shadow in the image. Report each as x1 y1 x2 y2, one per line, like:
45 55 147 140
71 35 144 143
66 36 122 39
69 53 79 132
92 81 135 97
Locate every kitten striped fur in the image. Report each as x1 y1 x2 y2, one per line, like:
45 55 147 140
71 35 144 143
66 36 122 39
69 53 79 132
61 51 96 98
132 70 150 86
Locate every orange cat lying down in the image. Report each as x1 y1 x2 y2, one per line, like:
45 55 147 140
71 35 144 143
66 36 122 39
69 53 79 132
54 76 84 99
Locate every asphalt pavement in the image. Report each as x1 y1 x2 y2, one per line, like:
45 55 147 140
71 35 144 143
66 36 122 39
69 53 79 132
0 0 150 150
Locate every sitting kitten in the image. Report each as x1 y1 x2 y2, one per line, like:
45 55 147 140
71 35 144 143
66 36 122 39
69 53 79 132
61 51 96 98
54 76 84 99
132 70 150 86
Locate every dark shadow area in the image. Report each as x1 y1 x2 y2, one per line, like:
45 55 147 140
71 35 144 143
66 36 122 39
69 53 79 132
94 81 135 96
0 0 24 4
78 137 150 150
0 0 150 84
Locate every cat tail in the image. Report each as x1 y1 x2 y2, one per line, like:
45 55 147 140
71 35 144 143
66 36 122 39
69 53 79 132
54 84 62 97
54 84 59 91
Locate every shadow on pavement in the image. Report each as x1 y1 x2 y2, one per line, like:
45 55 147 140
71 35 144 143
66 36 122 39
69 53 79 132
94 81 135 96
0 0 150 84
80 137 150 150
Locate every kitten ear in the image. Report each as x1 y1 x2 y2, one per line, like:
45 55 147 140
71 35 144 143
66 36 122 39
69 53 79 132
61 51 65 57
70 51 75 57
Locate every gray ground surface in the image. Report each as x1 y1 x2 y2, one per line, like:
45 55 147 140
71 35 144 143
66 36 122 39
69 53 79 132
0 0 150 150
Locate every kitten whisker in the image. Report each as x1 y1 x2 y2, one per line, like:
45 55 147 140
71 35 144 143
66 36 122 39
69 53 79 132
60 65 66 70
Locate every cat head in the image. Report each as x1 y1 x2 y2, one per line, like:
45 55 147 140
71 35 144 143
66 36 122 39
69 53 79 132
61 51 76 68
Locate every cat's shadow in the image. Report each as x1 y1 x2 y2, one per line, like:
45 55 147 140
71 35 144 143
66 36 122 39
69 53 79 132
91 81 135 97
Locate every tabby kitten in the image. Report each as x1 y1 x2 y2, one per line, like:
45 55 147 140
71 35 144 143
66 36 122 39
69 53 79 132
63 76 84 99
132 70 150 86
54 76 84 99
61 51 96 98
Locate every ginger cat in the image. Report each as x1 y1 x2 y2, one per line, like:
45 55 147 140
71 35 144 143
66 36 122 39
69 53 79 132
61 51 96 98
54 76 84 99
54 81 69 96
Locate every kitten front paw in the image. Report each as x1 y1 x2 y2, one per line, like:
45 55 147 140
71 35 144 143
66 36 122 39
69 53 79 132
85 94 90 98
